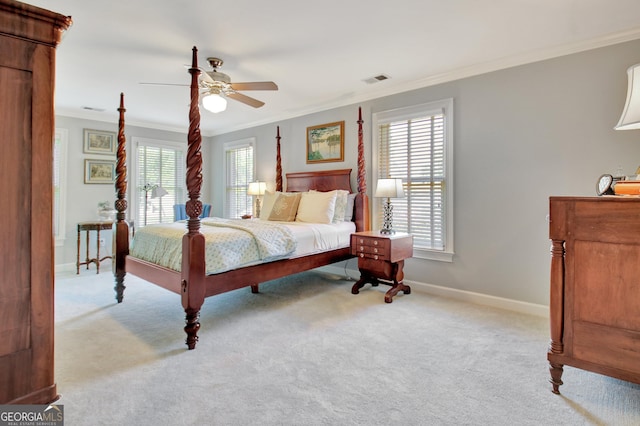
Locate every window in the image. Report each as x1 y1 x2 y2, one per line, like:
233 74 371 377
224 138 255 219
53 128 68 246
133 137 186 226
373 99 454 261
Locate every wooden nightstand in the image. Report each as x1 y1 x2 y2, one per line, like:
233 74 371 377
350 231 413 303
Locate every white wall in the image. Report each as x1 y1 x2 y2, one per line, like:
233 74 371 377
210 39 640 306
54 39 640 305
53 117 209 268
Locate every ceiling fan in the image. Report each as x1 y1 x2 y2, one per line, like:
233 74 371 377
141 56 278 113
200 57 278 112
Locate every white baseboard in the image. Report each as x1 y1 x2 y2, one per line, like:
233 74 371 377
318 265 549 318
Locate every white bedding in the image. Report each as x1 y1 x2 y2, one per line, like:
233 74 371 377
130 218 355 274
284 220 355 257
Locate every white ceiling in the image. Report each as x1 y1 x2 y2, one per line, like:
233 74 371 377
27 0 640 136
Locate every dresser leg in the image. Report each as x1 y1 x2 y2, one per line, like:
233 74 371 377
549 362 564 394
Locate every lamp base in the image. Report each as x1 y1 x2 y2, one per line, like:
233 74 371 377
380 199 395 234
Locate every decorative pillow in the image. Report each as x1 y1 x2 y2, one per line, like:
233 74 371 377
345 193 357 221
332 190 349 223
268 192 301 221
260 191 279 220
296 191 337 224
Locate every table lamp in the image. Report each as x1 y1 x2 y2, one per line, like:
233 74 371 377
247 181 266 217
375 178 404 234
615 63 640 131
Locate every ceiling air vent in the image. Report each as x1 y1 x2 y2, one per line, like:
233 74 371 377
363 74 390 84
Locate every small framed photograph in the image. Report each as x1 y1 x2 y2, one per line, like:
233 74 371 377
84 159 116 184
83 129 116 155
306 121 344 163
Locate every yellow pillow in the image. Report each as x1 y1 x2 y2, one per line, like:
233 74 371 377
260 191 279 219
296 191 337 224
268 192 301 221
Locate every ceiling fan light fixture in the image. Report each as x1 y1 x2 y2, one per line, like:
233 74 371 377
202 92 227 113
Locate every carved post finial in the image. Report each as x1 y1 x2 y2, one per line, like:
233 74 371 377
186 46 203 232
115 92 127 220
276 126 283 192
357 107 366 194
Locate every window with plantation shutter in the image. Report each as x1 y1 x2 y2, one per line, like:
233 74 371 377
53 128 68 246
133 137 186 226
373 99 454 261
224 138 255 219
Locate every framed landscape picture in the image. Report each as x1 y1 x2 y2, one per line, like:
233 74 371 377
84 159 116 184
306 121 344 163
83 129 116 155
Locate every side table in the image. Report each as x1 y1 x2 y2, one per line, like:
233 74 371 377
350 231 413 303
76 221 113 274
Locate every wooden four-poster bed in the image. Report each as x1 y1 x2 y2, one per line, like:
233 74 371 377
112 47 370 349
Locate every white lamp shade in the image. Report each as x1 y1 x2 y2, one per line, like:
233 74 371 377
615 64 640 130
202 93 227 113
247 181 266 196
375 178 404 198
150 186 168 198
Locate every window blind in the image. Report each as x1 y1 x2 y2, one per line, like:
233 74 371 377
377 110 446 251
136 143 185 225
225 143 254 219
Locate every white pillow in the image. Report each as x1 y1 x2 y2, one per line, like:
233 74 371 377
345 193 357 221
295 191 337 224
259 191 280 219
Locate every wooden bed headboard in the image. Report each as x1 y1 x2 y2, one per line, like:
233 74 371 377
285 169 352 192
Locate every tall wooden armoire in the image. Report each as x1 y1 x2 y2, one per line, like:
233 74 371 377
0 0 71 404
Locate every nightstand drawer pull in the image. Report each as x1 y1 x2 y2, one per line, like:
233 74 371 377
359 238 364 243
360 253 364 258
374 255 379 260
373 248 378 253
374 240 378 246
359 246 364 251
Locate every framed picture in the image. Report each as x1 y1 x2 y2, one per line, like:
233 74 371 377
84 159 116 184
306 121 344 163
83 129 116 155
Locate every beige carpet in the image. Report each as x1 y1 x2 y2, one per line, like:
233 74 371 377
54 269 640 425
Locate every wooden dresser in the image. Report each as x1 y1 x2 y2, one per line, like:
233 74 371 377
548 196 640 393
0 0 71 404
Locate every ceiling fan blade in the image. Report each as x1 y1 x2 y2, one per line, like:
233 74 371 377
140 82 188 86
183 64 212 81
230 81 278 91
226 92 265 108
200 71 215 84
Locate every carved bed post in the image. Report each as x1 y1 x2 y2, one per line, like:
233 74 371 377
355 107 370 231
275 125 283 192
181 46 207 349
113 92 129 303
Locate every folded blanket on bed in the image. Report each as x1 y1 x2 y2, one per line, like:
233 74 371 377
130 218 296 274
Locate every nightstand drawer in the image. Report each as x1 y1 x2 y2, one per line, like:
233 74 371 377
351 236 390 260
